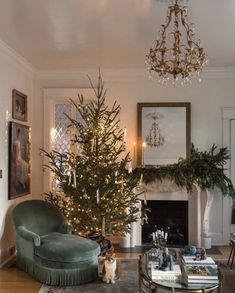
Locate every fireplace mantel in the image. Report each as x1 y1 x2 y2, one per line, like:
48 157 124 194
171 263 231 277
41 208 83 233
141 179 182 193
121 184 214 249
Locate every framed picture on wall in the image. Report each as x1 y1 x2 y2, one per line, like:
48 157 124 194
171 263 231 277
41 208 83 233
12 89 28 122
8 122 31 199
137 102 191 166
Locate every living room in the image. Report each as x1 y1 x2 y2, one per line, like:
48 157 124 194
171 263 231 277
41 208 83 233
0 0 235 292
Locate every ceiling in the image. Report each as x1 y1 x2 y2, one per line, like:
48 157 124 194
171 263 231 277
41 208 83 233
0 0 234 70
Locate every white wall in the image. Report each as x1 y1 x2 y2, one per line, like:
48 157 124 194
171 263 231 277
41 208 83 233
32 69 235 246
0 47 234 265
0 41 34 266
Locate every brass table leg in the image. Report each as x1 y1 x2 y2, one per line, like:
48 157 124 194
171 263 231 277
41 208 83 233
219 279 223 293
227 241 233 266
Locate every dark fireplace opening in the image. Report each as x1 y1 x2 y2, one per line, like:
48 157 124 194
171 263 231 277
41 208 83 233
142 200 188 246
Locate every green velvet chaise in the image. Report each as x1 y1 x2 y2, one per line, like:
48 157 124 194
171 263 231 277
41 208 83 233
12 199 100 286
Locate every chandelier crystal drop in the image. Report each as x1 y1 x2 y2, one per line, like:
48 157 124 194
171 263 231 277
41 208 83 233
145 0 208 85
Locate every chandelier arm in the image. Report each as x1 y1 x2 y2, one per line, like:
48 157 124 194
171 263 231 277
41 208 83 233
157 6 173 49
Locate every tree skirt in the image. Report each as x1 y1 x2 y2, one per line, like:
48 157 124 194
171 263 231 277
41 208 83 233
38 259 139 293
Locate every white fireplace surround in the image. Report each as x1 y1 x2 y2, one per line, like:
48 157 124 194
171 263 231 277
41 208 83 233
121 179 218 249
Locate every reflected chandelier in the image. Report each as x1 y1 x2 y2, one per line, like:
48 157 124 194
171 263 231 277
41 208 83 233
145 113 165 148
145 0 208 84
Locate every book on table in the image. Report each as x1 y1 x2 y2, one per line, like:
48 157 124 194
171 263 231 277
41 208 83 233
182 256 216 267
182 265 218 279
181 265 219 285
151 264 181 281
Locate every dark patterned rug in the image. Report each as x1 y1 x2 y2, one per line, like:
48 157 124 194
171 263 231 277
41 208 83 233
38 259 235 293
215 260 235 293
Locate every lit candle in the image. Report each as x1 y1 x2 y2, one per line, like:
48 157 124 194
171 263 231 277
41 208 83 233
139 173 143 186
115 171 118 183
128 162 132 174
96 189 100 204
121 178 124 194
142 141 147 166
73 169 77 188
133 142 136 167
91 139 94 152
68 171 71 185
152 232 156 241
165 232 168 240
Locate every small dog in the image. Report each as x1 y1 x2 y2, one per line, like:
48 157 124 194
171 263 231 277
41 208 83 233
102 252 120 284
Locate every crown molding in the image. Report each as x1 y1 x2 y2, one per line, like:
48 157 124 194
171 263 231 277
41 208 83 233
0 40 35 75
35 68 149 82
1 39 235 81
35 67 235 82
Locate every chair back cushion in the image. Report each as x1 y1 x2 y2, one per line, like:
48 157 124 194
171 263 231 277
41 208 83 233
13 200 67 236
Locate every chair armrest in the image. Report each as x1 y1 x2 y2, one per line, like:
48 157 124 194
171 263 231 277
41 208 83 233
17 226 41 247
59 222 73 234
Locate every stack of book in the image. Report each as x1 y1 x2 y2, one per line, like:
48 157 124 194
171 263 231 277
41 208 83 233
181 256 219 285
151 264 182 281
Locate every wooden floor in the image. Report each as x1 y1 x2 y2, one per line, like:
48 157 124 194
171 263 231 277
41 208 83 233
0 246 232 293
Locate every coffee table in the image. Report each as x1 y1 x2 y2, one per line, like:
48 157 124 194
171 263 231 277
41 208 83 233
139 249 223 293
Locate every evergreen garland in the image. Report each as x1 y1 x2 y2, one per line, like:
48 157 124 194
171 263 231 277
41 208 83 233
134 144 235 197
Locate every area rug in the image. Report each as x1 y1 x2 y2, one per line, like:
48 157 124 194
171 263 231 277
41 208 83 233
38 259 235 293
215 260 235 293
38 259 139 293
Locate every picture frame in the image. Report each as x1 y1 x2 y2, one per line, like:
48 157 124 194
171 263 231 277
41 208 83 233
12 89 28 122
137 102 191 166
8 122 31 199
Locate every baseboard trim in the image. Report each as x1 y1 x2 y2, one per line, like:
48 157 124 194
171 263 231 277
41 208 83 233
0 254 16 269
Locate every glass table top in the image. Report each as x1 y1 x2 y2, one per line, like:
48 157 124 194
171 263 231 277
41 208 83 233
141 248 221 290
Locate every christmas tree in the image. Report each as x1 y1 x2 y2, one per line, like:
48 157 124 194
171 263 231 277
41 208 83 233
42 73 143 237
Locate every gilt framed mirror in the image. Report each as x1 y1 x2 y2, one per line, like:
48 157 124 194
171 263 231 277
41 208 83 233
137 102 191 166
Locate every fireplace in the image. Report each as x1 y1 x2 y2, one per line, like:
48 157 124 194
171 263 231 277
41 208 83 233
121 182 213 249
142 200 188 245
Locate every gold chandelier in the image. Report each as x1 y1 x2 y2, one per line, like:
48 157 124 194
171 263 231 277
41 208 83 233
145 0 208 84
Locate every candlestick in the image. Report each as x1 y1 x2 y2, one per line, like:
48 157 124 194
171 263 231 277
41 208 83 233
133 142 136 167
152 232 156 241
139 173 143 186
144 191 147 205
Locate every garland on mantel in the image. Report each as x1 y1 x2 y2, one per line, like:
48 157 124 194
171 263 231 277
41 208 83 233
133 144 235 197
